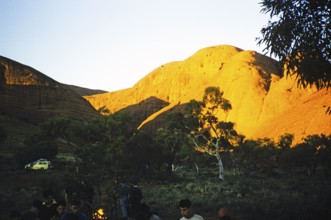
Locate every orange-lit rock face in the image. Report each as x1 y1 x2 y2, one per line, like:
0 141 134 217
0 56 100 124
83 45 331 144
0 57 54 86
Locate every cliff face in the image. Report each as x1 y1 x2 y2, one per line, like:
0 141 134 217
0 56 101 150
85 45 331 143
0 56 99 124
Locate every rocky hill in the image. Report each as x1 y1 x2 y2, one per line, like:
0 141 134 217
0 56 101 152
84 45 331 144
1 44 330 150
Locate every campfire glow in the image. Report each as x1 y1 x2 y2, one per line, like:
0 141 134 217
92 208 107 219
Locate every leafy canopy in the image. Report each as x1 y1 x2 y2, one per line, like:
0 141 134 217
257 0 331 89
184 87 239 180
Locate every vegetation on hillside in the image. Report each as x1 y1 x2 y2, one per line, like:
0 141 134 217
4 87 330 219
1 2 331 218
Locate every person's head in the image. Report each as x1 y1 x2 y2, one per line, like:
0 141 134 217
31 199 42 213
42 189 55 205
56 200 66 215
217 207 231 219
179 199 193 218
69 200 81 213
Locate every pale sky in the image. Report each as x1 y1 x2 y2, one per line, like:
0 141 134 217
0 0 270 92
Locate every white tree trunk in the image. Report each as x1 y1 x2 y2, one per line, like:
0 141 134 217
216 153 224 181
193 162 199 176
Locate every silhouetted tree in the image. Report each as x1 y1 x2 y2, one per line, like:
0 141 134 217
232 139 260 175
66 111 136 205
302 134 331 175
16 140 58 167
156 112 192 174
34 116 83 149
15 117 69 166
277 133 294 150
257 0 331 90
125 131 163 179
255 137 277 171
293 142 316 175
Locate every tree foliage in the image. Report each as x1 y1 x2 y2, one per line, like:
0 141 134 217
156 112 196 174
184 87 239 180
15 141 58 167
232 139 259 174
74 111 136 181
15 117 69 166
277 133 294 149
125 131 163 178
16 113 137 206
257 0 331 89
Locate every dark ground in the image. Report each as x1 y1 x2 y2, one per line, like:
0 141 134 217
1 167 331 220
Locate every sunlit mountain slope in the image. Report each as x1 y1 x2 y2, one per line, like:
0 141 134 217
0 56 100 151
85 45 331 143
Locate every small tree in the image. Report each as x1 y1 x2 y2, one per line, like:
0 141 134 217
125 131 159 176
233 139 260 175
156 112 192 173
277 133 294 150
302 134 330 175
184 87 239 181
255 137 277 171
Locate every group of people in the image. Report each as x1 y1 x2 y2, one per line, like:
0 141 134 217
8 181 149 220
9 189 91 220
8 183 237 220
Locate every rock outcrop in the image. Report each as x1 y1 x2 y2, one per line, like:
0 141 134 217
0 56 100 150
1 44 329 148
0 56 99 123
85 45 331 143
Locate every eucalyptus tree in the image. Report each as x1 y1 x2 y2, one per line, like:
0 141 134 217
183 87 239 181
258 0 331 90
125 131 162 179
232 139 260 175
68 111 136 203
254 137 277 171
277 133 294 150
302 134 331 175
156 112 193 174
79 110 136 176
